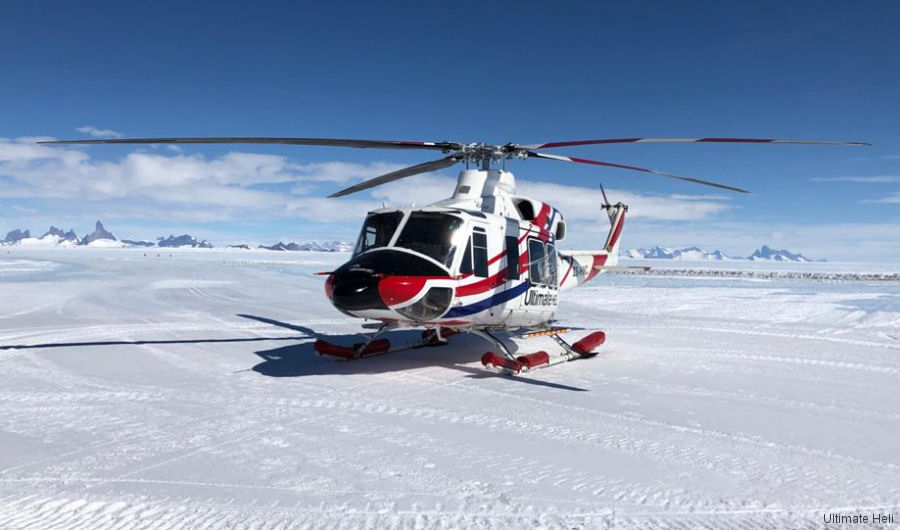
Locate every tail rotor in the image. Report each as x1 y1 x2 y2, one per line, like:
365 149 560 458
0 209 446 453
599 183 612 211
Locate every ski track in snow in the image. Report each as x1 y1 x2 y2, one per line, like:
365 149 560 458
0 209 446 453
0 248 898 529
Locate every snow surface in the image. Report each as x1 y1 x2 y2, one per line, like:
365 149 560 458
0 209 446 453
1 247 899 529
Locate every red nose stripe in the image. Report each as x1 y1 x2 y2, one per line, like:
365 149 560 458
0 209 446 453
378 276 429 306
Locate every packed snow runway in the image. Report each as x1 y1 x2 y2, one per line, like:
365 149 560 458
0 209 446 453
1 248 898 529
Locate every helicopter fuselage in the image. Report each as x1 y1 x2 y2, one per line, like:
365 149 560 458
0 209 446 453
325 169 626 331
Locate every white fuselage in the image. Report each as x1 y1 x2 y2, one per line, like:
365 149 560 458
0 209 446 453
325 169 626 330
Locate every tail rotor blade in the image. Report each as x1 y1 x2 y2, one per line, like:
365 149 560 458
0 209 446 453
599 183 610 207
328 155 461 198
527 151 750 194
517 137 870 150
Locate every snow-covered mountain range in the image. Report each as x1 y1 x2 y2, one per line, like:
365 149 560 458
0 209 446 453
156 234 214 248
258 240 353 252
2 223 820 261
2 222 352 252
624 245 822 262
1 222 117 247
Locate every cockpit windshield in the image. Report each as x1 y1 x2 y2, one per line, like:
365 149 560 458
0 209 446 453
354 212 403 255
395 212 465 268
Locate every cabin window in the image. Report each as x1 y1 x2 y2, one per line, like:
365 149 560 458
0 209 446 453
354 212 403 255
528 239 558 287
505 236 520 281
528 239 546 285
395 212 465 268
472 228 488 278
546 243 558 287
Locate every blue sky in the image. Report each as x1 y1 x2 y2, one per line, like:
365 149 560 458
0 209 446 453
1 1 898 260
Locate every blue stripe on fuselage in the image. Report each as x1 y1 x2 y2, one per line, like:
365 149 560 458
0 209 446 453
443 281 530 318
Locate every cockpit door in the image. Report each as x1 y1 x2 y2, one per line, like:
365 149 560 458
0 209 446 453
458 222 488 278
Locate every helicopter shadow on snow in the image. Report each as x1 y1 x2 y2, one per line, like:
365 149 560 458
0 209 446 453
239 314 588 392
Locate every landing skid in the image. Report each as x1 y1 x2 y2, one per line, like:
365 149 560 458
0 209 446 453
314 324 455 360
313 323 606 375
479 328 607 375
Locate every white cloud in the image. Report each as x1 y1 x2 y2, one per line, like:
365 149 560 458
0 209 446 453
75 125 124 139
516 180 731 222
811 175 900 183
368 174 732 222
370 173 457 205
871 193 900 204
0 138 415 225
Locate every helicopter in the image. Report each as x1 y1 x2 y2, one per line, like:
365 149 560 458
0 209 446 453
40 135 866 374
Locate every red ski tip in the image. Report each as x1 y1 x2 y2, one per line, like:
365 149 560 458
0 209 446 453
314 339 355 359
572 331 606 356
481 352 523 373
516 351 550 371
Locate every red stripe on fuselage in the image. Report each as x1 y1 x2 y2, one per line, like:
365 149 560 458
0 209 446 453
456 268 509 297
532 204 553 242
458 245 514 280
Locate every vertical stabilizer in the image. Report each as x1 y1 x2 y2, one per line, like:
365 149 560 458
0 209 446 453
603 203 628 265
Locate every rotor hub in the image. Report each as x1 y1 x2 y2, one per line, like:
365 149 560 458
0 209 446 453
452 143 526 167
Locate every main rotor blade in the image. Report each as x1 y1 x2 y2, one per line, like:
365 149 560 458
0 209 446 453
38 137 462 151
517 137 869 150
527 151 750 194
328 155 461 198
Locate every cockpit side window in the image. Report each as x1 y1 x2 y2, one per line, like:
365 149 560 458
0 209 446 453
472 228 488 278
354 212 404 255
395 212 465 268
460 238 473 275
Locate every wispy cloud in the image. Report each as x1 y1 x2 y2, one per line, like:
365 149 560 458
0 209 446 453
811 175 900 183
0 137 390 224
868 193 900 204
75 125 124 139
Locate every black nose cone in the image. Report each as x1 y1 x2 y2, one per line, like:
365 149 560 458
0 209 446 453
329 250 449 313
330 265 386 312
